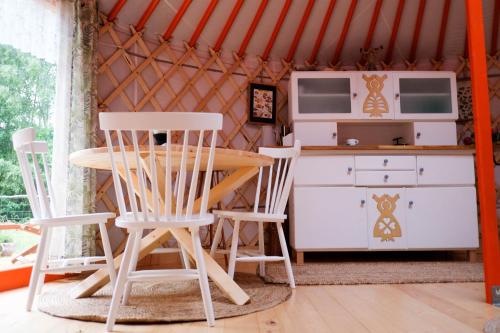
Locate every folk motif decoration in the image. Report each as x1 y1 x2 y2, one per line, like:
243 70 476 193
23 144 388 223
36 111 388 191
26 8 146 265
372 193 401 241
362 74 389 117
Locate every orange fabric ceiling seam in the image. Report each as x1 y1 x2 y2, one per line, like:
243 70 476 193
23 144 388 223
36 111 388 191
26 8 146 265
162 0 192 41
285 0 315 63
491 0 499 56
363 0 383 50
188 0 219 47
262 0 292 61
135 0 160 32
307 0 337 65
237 0 269 58
213 0 244 52
331 0 358 65
465 0 500 305
107 0 127 22
408 0 427 63
384 0 405 64
434 0 451 61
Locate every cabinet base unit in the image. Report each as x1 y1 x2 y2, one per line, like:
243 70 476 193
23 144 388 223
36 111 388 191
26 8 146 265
289 148 479 255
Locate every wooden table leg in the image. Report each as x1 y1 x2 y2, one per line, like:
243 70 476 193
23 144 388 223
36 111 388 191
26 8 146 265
71 167 258 305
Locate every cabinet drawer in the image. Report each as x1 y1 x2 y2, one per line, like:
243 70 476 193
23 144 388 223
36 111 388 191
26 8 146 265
355 156 416 170
293 122 337 146
417 156 475 185
355 170 417 186
295 156 354 185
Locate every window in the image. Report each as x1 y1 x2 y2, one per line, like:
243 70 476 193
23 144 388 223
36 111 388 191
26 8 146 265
0 0 58 268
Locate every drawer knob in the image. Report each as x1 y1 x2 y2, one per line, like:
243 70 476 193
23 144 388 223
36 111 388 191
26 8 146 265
416 132 421 139
384 174 389 182
409 201 414 208
383 159 388 166
360 199 366 206
332 132 337 139
419 167 424 174
347 167 353 173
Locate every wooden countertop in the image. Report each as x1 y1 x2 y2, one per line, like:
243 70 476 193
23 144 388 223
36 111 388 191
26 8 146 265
296 145 476 155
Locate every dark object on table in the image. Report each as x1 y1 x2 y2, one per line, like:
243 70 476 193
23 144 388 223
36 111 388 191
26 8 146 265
392 137 405 145
153 132 166 145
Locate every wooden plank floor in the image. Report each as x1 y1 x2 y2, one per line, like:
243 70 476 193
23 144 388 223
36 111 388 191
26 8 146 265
0 281 499 333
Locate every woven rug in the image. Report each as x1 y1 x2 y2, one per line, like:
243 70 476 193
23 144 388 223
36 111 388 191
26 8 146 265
37 273 291 323
262 261 484 285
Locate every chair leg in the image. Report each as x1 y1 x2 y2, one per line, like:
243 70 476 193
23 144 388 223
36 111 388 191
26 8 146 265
122 229 142 305
227 219 240 279
35 227 53 295
106 231 136 332
210 216 224 258
99 222 116 287
26 226 49 311
258 222 265 277
192 227 215 326
276 222 295 288
179 244 191 270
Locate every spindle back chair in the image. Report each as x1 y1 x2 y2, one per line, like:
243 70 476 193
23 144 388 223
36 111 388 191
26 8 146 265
100 112 222 331
12 128 116 311
210 140 301 287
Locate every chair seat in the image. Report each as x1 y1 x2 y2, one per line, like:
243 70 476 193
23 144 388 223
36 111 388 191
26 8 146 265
115 213 214 229
212 210 286 223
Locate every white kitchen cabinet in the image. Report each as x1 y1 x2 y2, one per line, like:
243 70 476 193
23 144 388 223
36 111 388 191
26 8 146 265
412 122 457 145
354 72 395 120
394 72 458 120
291 187 368 250
406 187 479 249
289 72 357 121
293 121 337 146
367 188 407 250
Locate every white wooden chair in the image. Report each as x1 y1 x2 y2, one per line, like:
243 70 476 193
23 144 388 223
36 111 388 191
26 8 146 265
210 140 301 288
100 112 222 331
12 128 116 311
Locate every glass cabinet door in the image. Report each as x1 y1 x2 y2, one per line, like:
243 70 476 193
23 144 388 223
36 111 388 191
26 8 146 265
297 77 354 117
394 74 458 120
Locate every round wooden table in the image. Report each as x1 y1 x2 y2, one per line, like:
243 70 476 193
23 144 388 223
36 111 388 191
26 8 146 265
69 146 273 306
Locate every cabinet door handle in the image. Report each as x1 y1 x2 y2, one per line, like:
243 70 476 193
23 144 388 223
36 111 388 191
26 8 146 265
416 132 421 139
395 93 400 99
347 167 353 173
409 201 414 208
419 167 424 175
332 132 337 139
384 174 389 182
352 92 358 98
360 199 366 206
383 159 389 166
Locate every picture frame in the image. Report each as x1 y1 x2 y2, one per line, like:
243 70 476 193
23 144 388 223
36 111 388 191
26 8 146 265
248 83 277 124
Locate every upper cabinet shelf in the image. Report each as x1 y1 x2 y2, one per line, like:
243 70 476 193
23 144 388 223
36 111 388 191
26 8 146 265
288 71 458 122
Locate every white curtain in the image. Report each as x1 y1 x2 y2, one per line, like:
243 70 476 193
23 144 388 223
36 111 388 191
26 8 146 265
50 0 74 259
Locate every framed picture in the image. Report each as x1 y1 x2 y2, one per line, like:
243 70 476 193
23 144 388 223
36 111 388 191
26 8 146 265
249 83 277 124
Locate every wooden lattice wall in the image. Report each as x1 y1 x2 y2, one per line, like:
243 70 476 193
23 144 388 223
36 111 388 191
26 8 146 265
94 14 500 254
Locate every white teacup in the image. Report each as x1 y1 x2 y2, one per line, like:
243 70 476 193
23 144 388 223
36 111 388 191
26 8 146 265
346 138 359 146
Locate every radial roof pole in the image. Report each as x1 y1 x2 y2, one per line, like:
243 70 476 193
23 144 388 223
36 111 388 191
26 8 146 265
465 0 500 304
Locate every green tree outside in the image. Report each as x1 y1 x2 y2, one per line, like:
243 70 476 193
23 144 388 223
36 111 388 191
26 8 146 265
0 43 55 222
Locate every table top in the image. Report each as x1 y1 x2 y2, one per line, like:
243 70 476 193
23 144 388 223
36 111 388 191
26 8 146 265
70 145 274 171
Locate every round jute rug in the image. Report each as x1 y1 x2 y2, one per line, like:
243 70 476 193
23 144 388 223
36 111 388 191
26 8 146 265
37 273 291 323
